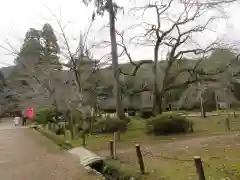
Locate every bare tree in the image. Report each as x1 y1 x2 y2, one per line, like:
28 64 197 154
117 0 240 114
44 8 113 138
0 12 100 139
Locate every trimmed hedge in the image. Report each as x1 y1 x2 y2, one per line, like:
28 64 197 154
146 113 192 135
92 117 128 134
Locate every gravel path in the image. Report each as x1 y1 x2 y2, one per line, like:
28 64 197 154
0 119 98 180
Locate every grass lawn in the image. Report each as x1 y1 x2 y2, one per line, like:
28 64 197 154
36 113 240 179
37 112 240 152
112 133 240 180
86 115 240 180
85 115 240 152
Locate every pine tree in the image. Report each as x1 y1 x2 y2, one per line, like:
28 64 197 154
41 23 61 69
13 24 61 109
16 24 61 70
17 28 42 67
0 70 6 89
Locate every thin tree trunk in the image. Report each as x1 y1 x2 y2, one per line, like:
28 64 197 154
200 93 206 118
197 75 206 118
108 0 125 120
64 111 67 128
67 111 74 139
199 90 206 118
157 92 163 114
89 107 95 132
215 91 219 115
152 69 158 114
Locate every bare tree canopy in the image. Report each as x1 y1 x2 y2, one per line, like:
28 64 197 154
0 0 240 118
112 0 240 114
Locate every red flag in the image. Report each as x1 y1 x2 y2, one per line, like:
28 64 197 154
25 108 35 120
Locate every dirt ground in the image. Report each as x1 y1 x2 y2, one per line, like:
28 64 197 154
98 132 240 180
0 119 99 180
97 133 239 155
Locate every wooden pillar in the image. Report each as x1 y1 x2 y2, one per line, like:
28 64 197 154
135 144 145 174
194 156 206 180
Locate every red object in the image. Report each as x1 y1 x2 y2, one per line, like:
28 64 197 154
25 108 35 120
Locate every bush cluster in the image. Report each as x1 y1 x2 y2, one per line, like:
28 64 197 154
140 110 153 119
55 125 65 135
35 108 57 124
92 117 129 134
146 113 193 135
103 158 140 180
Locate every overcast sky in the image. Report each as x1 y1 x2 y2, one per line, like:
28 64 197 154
0 0 240 68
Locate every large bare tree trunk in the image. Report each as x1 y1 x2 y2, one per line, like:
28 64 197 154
108 0 125 120
152 40 163 114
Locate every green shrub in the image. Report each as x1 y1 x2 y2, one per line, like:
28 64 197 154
146 113 192 135
127 111 136 116
92 117 128 134
140 110 153 119
35 108 57 124
103 158 140 180
55 125 65 135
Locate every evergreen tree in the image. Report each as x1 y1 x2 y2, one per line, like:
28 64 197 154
11 24 61 110
17 28 42 67
41 23 61 69
0 70 6 89
16 24 61 70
